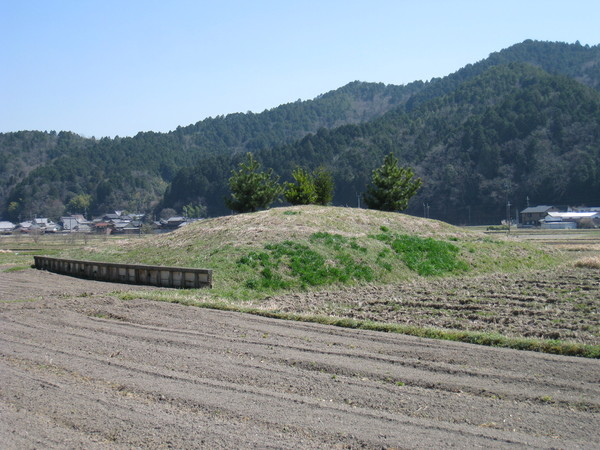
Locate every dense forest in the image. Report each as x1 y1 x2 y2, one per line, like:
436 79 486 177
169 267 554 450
2 40 600 224
1 81 417 220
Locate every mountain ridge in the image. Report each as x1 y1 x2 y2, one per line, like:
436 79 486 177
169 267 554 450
2 40 599 223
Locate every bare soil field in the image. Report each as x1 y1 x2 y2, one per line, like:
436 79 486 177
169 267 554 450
1 267 599 448
263 266 600 345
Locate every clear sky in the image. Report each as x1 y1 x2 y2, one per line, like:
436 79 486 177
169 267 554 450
1 0 599 138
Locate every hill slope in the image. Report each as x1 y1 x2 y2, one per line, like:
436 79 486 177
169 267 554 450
2 40 600 221
1 82 418 219
166 62 600 222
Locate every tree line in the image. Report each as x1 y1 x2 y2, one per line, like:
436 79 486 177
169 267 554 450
224 152 421 214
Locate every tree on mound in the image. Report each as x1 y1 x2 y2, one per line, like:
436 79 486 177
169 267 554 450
226 153 283 213
284 166 335 206
363 153 422 212
284 168 318 205
313 167 334 205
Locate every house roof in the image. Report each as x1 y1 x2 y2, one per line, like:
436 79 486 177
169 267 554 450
547 212 599 219
0 221 15 230
62 215 86 223
123 221 142 229
521 205 555 214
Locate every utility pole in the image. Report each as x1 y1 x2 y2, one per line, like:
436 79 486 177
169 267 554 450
506 201 511 234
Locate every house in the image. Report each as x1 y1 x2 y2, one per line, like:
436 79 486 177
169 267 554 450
540 215 578 229
61 215 89 232
162 216 187 229
18 221 33 232
121 220 143 234
0 221 15 234
93 221 113 234
18 218 60 233
103 213 121 221
542 211 600 228
111 221 130 234
32 218 60 232
520 205 559 226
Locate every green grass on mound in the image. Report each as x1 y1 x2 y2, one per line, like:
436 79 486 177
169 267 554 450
57 206 560 299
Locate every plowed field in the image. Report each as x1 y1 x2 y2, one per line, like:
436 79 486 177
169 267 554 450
1 268 599 448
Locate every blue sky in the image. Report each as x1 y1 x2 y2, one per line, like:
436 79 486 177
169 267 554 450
1 0 599 138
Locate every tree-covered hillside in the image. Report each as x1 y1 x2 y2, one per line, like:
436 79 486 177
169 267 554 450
2 40 599 222
165 63 600 223
1 81 417 220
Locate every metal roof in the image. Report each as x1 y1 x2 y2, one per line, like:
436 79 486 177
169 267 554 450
520 205 555 213
547 212 599 219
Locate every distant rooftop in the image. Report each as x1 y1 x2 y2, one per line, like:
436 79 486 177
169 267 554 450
521 205 555 213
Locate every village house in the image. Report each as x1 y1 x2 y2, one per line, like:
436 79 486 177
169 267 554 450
541 211 600 229
0 221 15 234
61 215 91 232
520 205 559 226
17 218 60 233
93 212 145 234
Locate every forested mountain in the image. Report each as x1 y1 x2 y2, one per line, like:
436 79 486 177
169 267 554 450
2 40 600 223
1 81 419 220
163 62 600 223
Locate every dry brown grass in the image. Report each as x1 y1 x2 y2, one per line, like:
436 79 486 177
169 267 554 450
143 205 472 252
573 256 600 269
553 243 600 252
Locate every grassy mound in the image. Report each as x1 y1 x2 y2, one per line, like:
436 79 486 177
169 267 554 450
59 206 559 299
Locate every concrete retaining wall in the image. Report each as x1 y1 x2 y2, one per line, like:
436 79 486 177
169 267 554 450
34 256 212 289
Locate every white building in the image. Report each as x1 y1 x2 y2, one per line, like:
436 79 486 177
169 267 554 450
0 221 15 234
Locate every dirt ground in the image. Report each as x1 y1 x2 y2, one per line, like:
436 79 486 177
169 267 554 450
1 268 600 448
263 266 600 345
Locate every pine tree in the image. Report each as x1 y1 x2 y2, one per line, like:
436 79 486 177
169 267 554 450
225 153 282 213
284 168 318 205
313 167 334 205
363 153 422 211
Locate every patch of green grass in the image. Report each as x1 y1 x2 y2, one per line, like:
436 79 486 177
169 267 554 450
487 225 510 231
371 232 469 276
3 265 32 272
238 237 374 291
310 232 367 253
89 312 110 319
0 298 40 303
